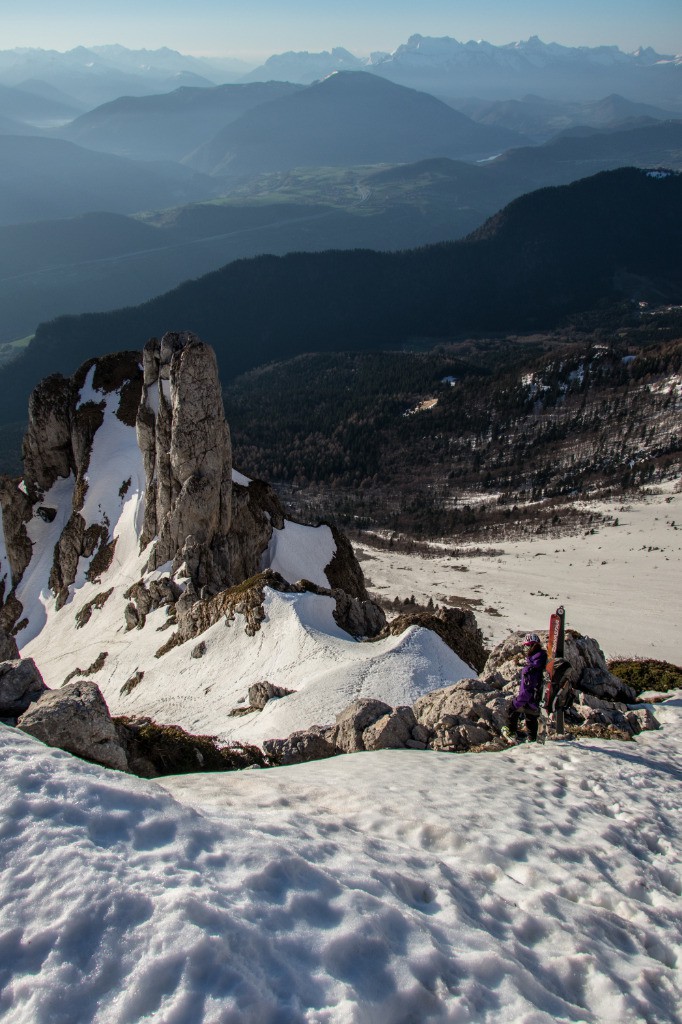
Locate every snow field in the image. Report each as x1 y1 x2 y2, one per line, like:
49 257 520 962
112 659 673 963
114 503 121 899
364 486 682 661
1 698 680 1023
23 579 473 745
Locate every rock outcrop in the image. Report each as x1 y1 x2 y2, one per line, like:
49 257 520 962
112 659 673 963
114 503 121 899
138 333 233 593
261 627 662 765
379 606 488 673
0 657 47 722
166 569 385 652
482 630 636 704
114 717 268 777
0 332 380 653
0 352 142 624
248 681 296 710
18 680 129 771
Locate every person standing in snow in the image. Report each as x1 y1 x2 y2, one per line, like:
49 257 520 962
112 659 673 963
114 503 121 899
502 633 548 743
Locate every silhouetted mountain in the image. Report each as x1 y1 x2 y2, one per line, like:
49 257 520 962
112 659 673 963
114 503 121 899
4 117 682 341
451 93 679 142
188 71 527 178
0 82 79 126
492 119 682 189
59 82 303 162
242 47 368 84
2 168 679 426
0 136 222 225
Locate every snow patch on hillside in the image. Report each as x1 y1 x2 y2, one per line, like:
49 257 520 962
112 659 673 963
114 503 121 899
261 519 335 588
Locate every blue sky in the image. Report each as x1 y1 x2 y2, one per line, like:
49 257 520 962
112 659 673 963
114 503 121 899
4 0 682 60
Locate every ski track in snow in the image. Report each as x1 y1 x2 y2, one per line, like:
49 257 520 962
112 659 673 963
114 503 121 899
1 697 681 1023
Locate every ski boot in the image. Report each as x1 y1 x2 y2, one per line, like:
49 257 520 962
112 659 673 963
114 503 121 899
501 726 517 745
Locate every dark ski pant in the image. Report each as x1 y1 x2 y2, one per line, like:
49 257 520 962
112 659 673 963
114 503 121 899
508 705 540 742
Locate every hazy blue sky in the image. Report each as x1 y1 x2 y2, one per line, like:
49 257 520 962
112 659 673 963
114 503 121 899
4 0 682 60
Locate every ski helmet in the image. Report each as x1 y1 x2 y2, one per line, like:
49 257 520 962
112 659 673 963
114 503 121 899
523 632 541 646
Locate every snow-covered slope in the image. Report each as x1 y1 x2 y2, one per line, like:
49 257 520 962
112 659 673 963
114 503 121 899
2 695 680 1023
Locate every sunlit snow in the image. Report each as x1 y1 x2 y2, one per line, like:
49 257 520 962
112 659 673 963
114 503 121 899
1 696 680 1023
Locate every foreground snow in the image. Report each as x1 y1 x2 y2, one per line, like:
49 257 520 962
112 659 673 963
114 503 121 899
2 698 681 1023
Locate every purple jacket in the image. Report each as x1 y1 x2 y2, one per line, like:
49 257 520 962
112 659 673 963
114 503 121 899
513 648 548 712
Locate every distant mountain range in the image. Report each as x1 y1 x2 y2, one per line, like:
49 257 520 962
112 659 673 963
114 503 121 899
0 136 222 226
246 36 682 106
187 72 526 179
1 168 679 429
0 46 252 108
1 37 680 115
451 93 680 142
58 82 303 162
2 118 680 342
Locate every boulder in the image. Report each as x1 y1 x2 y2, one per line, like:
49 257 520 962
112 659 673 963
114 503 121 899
331 697 393 753
413 678 506 751
0 658 47 719
332 588 386 638
626 707 661 734
18 681 129 772
262 725 338 766
248 681 296 710
362 706 417 751
415 678 507 730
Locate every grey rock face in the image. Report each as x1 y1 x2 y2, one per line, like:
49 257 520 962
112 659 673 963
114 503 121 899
0 658 47 719
262 725 338 766
22 374 76 492
331 697 393 753
138 333 232 591
0 629 19 662
248 681 296 710
228 478 284 586
362 706 417 751
18 680 128 772
381 606 487 673
0 352 142 630
0 479 35 634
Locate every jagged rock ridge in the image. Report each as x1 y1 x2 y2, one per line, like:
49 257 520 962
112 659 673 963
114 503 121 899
0 333 480 745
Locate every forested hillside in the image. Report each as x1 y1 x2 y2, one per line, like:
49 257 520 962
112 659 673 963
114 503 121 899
226 311 682 537
1 168 680 432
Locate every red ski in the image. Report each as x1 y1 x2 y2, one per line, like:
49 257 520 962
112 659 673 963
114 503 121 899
542 605 572 736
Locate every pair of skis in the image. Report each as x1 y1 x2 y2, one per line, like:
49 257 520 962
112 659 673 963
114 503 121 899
541 605 572 740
